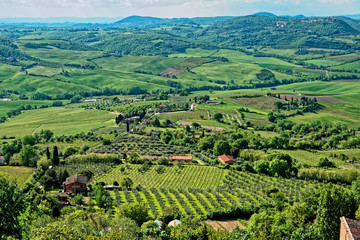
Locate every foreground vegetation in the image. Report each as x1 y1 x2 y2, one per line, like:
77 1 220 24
1 14 360 239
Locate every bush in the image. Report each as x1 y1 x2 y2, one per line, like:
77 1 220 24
318 157 335 168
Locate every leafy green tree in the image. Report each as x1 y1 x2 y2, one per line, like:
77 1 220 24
70 95 82 103
213 140 231 156
39 175 55 191
118 203 149 225
22 135 36 146
121 177 133 189
268 111 276 122
102 139 111 145
0 177 26 239
72 194 84 205
152 118 161 127
160 130 173 144
197 136 215 151
63 147 78 159
317 157 335 168
316 184 356 240
269 158 289 177
254 160 269 174
94 184 109 209
40 129 54 141
213 113 223 122
233 138 248 149
274 101 283 110
19 145 39 166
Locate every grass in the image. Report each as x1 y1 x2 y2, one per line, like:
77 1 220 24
269 149 360 167
19 45 104 65
0 166 34 187
275 81 360 95
0 107 116 137
288 102 360 128
96 165 228 189
0 100 54 118
92 55 184 74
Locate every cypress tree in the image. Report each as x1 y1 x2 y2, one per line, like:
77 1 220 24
46 147 51 160
53 146 59 165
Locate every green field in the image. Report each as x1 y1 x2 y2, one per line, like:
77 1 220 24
0 100 54 118
0 166 34 187
0 107 115 137
275 80 360 95
96 165 228 189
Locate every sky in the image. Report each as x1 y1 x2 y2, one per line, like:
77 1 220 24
0 0 358 19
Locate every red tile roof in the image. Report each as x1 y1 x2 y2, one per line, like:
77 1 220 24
63 175 87 185
341 217 360 240
218 155 235 164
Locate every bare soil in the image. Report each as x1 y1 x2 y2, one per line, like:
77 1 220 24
159 67 184 77
206 220 246 232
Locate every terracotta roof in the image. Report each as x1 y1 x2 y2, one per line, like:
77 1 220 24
341 217 360 240
63 175 87 185
169 156 193 161
218 155 235 163
159 104 169 108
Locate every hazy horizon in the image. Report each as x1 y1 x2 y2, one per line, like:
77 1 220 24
0 0 358 19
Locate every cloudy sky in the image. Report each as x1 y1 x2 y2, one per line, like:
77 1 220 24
0 0 358 18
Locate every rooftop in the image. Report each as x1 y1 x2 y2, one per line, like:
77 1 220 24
63 175 87 185
218 155 235 163
341 217 360 240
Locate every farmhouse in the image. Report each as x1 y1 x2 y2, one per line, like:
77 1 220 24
169 156 193 162
0 156 6 165
218 155 235 165
63 175 88 195
340 217 360 240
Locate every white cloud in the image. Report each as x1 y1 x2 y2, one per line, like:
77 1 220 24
317 0 351 3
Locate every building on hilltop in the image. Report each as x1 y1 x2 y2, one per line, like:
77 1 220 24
340 217 360 240
218 155 235 165
63 175 87 195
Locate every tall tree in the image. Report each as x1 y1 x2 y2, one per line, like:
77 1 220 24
316 184 356 240
46 147 51 160
53 146 59 165
0 177 26 239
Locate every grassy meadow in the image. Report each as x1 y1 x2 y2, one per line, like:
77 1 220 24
0 107 115 137
0 166 34 187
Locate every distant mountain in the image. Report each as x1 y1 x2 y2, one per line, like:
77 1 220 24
200 15 359 49
0 17 123 24
281 14 306 19
252 12 277 17
113 15 236 28
252 12 306 19
345 14 360 20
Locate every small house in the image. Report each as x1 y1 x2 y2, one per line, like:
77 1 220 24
169 156 193 162
0 156 6 165
63 175 87 195
159 104 169 110
270 87 277 91
218 155 235 165
340 217 360 240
